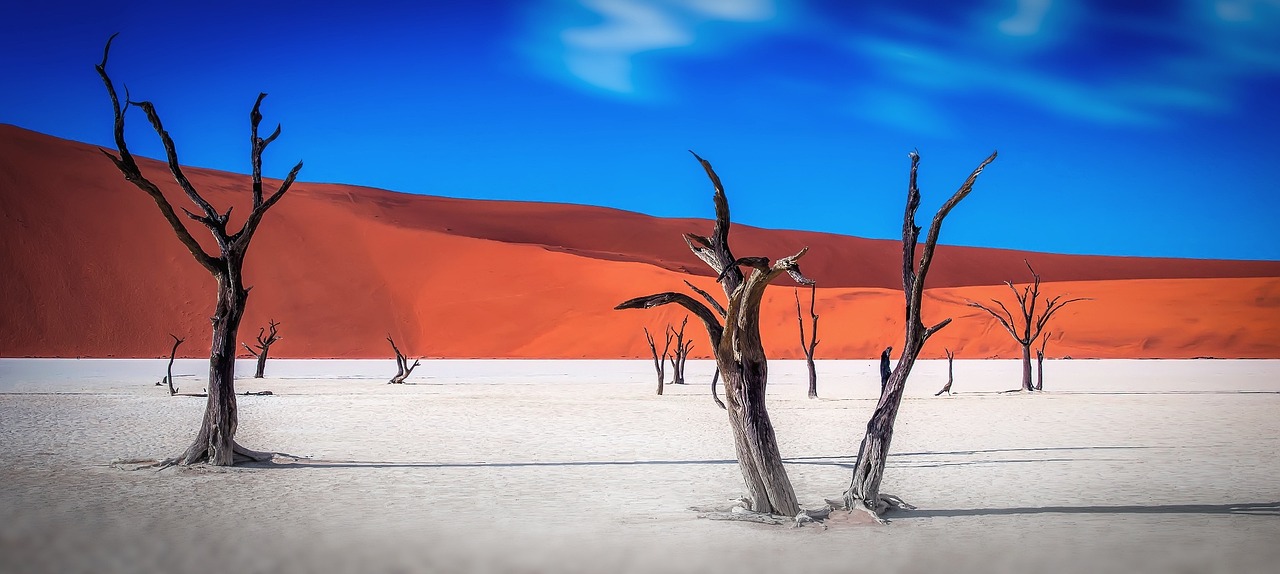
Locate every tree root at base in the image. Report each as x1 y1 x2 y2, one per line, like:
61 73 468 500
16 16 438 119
110 442 295 471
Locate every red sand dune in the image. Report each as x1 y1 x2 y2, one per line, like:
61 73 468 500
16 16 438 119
2 124 1278 359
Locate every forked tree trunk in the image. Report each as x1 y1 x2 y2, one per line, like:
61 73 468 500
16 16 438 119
879 346 893 394
617 152 812 516
844 150 997 519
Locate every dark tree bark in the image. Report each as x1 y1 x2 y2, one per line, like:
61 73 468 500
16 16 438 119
934 349 954 396
162 334 184 396
878 346 893 395
643 327 671 395
241 319 281 379
1035 333 1049 391
844 150 997 521
968 261 1089 391
795 285 820 399
668 317 693 385
617 152 814 517
387 336 421 384
97 36 300 466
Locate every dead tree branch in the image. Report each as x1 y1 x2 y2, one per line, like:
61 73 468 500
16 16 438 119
935 349 954 396
387 336 421 384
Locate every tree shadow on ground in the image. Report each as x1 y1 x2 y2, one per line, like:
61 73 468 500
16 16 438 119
898 501 1280 518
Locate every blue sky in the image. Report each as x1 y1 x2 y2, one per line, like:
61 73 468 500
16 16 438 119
3 0 1278 260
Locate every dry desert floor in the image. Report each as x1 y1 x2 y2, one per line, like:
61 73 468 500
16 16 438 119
2 358 1278 574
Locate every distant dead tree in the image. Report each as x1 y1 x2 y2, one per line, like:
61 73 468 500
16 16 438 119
643 327 672 395
241 320 281 379
668 317 694 385
617 152 814 517
1035 333 1049 391
98 35 302 466
967 261 1088 392
159 334 184 396
934 349 954 396
387 336 421 384
684 279 727 410
878 346 893 395
795 285 820 399
842 150 997 522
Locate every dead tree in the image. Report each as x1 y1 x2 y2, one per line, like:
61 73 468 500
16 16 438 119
387 336 421 384
843 150 997 521
684 279 728 409
934 349 954 396
241 319 281 378
643 327 672 395
97 36 302 466
160 334 184 396
617 152 814 517
878 346 893 395
795 285 819 399
1035 333 1049 391
668 317 694 385
968 261 1088 392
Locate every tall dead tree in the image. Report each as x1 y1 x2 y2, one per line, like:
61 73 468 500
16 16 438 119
934 349 954 396
843 150 997 521
617 152 814 517
643 327 671 395
968 261 1088 392
684 279 727 410
241 319 281 378
795 285 820 399
387 336 421 384
1035 334 1049 391
98 35 302 466
161 334 184 396
668 317 693 385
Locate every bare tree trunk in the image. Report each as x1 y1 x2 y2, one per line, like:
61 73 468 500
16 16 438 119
1020 343 1034 391
1035 334 1048 391
844 150 997 520
643 327 669 395
879 346 893 394
163 334 184 396
617 152 813 516
935 349 954 396
179 273 247 465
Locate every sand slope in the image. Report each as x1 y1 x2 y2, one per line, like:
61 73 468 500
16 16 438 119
2 124 1278 358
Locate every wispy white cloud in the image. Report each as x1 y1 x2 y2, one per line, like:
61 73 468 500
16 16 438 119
846 0 1280 131
542 0 775 95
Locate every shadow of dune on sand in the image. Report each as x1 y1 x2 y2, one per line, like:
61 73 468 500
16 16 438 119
898 501 1280 519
